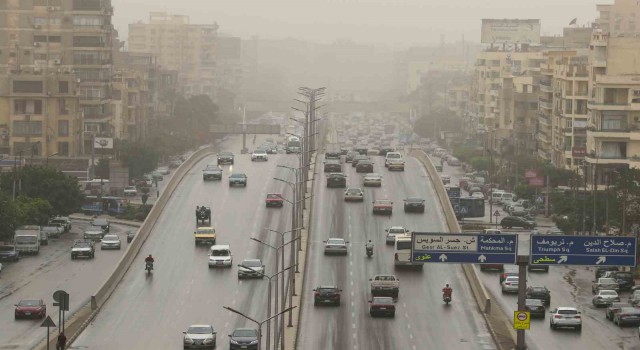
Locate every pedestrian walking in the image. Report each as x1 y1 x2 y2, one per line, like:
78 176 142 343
56 332 67 350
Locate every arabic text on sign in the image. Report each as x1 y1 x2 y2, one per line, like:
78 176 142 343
414 235 478 252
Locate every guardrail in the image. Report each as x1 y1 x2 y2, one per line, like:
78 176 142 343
36 145 217 350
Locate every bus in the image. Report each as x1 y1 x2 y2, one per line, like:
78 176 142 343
394 234 423 269
286 136 301 154
81 196 128 216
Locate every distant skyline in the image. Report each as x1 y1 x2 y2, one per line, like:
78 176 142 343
112 0 599 46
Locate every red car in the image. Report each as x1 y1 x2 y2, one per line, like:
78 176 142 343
15 299 46 319
265 193 284 207
372 199 393 215
369 297 395 317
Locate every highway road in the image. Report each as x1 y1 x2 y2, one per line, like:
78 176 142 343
74 136 299 349
439 160 640 349
0 221 132 349
297 154 497 350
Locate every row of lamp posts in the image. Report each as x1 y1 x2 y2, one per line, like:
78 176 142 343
222 87 325 350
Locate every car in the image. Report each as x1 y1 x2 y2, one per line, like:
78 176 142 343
217 151 234 165
203 165 223 181
229 173 248 187
385 226 410 245
183 324 217 349
403 198 425 213
313 286 342 306
363 173 382 187
384 152 405 171
251 150 268 161
354 147 368 155
526 286 551 306
498 266 519 283
208 245 232 268
369 297 396 317
345 151 358 163
91 218 110 233
440 175 451 185
629 290 640 307
326 173 347 188
83 225 104 241
379 147 395 156
156 166 170 175
595 266 619 280
71 240 95 259
525 299 546 318
265 193 284 207
100 234 121 250
471 192 485 200
50 216 72 232
549 307 581 331
123 186 138 196
323 238 349 255
14 299 46 319
238 259 265 279
0 245 20 262
344 188 364 202
593 290 620 307
606 302 631 321
41 225 63 239
149 171 164 181
229 328 259 350
501 276 519 294
613 307 640 327
372 199 393 215
324 159 342 172
356 160 374 173
592 277 620 294
500 216 535 229
352 155 368 167
604 271 635 291
325 151 341 160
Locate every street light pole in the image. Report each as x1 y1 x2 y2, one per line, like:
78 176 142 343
223 305 296 350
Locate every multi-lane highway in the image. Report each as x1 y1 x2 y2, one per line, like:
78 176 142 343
297 154 496 350
74 136 299 349
0 221 132 349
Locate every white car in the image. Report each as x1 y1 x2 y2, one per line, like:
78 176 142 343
208 245 233 267
501 276 519 294
251 150 268 161
471 192 485 200
100 235 121 250
323 238 349 255
183 324 216 349
385 226 410 245
549 307 582 331
363 173 382 187
123 186 138 197
156 166 170 175
238 259 265 279
344 188 364 202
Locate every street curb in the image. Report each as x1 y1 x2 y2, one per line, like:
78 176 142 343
68 214 143 228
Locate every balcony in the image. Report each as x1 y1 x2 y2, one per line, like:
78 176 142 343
540 83 553 93
541 68 553 75
537 132 550 144
585 154 629 165
538 115 551 126
538 148 551 160
539 98 552 110
592 60 607 68
588 101 634 111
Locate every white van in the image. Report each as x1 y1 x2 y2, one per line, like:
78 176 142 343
394 234 423 269
499 193 515 204
208 245 232 267
490 191 505 204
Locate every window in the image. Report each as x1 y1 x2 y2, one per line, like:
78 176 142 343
58 120 69 136
73 0 101 11
59 81 69 93
112 89 121 100
58 98 69 114
14 100 43 114
73 36 104 47
13 121 43 136
58 142 69 156
13 81 43 93
73 16 103 27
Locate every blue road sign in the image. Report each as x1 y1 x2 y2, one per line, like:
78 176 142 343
411 232 518 264
530 235 637 266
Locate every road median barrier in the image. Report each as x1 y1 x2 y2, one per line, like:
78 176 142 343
35 145 217 350
410 150 516 350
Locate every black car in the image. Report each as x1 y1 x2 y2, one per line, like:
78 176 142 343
229 173 248 187
379 147 395 156
339 148 349 156
229 328 259 350
326 173 347 188
91 218 110 234
528 262 549 272
606 302 631 321
525 299 546 318
500 216 535 229
313 286 342 306
356 160 374 173
613 307 640 327
217 151 234 165
526 286 551 306
352 155 368 167
595 266 619 280
324 159 342 173
71 240 95 259
325 151 341 160
611 271 635 291
354 147 368 155
404 198 426 213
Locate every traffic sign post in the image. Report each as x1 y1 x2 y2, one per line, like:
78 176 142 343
493 210 500 229
411 232 518 264
40 315 56 350
52 290 69 334
513 311 530 330
529 235 637 266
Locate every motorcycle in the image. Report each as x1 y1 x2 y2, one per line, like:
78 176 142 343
145 261 154 274
443 293 452 305
365 245 374 258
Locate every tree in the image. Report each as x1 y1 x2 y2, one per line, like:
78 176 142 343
613 168 640 233
0 166 83 215
0 193 18 240
117 141 159 179
14 196 53 226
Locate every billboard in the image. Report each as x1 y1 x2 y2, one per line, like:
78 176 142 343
481 19 541 44
94 137 114 149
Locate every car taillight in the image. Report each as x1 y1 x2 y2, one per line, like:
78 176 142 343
314 292 319 296
574 315 581 319
554 315 561 319
394 253 398 261
620 313 628 317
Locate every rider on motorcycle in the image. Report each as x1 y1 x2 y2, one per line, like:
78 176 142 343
365 240 374 251
442 283 453 298
145 254 154 269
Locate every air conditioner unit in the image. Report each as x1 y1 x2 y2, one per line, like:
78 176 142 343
33 67 41 74
33 42 40 47
53 59 61 65
33 24 42 29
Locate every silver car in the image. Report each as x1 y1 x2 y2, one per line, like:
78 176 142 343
501 276 519 294
593 290 620 307
183 324 216 349
385 226 410 245
324 238 349 255
238 259 265 279
363 173 382 187
100 234 121 250
344 188 364 202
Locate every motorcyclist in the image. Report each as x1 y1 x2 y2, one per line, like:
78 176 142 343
365 240 374 254
145 254 154 269
442 283 453 298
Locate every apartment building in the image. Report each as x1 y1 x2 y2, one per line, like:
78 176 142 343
128 12 218 101
0 0 114 156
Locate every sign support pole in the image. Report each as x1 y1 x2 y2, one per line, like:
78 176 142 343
516 255 528 350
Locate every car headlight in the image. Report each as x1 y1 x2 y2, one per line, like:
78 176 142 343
230 339 240 345
204 338 214 344
184 337 194 344
249 340 258 345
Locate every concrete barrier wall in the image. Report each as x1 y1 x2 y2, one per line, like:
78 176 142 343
36 145 217 350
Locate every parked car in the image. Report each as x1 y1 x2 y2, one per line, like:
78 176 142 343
500 216 536 229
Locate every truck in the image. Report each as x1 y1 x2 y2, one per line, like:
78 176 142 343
14 226 41 255
194 227 216 245
286 136 301 154
370 274 400 298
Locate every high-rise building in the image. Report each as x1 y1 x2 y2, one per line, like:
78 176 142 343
128 12 218 101
0 0 114 157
